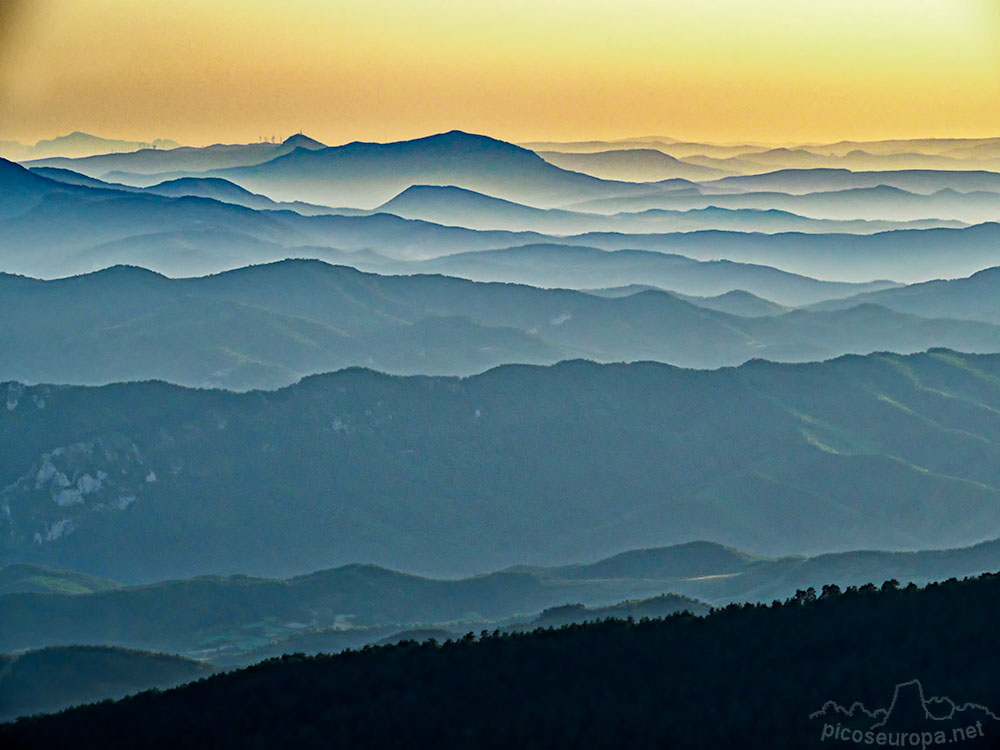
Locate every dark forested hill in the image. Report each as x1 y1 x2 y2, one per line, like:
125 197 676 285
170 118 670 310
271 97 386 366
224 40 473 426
5 350 1000 581
0 646 214 722
4 574 1000 749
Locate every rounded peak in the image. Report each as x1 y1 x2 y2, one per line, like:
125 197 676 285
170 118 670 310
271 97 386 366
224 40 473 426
200 258 365 281
42 131 97 142
379 183 493 206
44 264 170 287
82 264 169 279
281 133 326 150
861 184 911 194
437 129 495 140
395 183 472 195
411 130 524 151
151 176 253 194
713 289 765 300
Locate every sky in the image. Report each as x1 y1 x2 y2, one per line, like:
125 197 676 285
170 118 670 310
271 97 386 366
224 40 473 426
1 0 998 147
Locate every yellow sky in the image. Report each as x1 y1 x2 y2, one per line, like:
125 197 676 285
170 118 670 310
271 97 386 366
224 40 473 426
1 0 998 146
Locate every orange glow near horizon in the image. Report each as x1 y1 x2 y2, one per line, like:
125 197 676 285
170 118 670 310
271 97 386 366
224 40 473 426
1 0 998 146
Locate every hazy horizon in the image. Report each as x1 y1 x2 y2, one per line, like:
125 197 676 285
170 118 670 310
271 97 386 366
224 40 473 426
2 0 999 147
9 128 1000 152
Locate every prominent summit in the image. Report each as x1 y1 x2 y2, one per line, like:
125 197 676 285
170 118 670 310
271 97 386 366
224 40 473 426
281 133 326 150
211 130 656 208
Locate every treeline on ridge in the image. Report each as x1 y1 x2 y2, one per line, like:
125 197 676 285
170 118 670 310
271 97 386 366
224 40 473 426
4 572 1000 749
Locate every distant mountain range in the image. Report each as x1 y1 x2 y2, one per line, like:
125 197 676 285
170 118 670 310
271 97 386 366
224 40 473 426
548 224 1000 283
693 147 1000 174
0 132 180 161
0 560 708 658
18 132 1000 200
391 242 897 306
25 131 678 208
401 241 890 295
375 184 961 234
6 155 999 282
12 259 1000 389
525 137 1000 175
22 132 1000 215
6 531 1000 665
583 287 791 317
536 149 733 181
670 289 791 316
667 147 1000 176
808 266 1000 323
568 184 1000 224
5 350 1000 582
34 169 959 234
29 168 354 215
22 133 323 177
704 167 1000 195
522 136 1000 158
208 131 678 208
0 157 550 275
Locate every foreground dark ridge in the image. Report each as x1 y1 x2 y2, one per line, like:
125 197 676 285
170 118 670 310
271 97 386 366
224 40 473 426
4 572 1000 749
